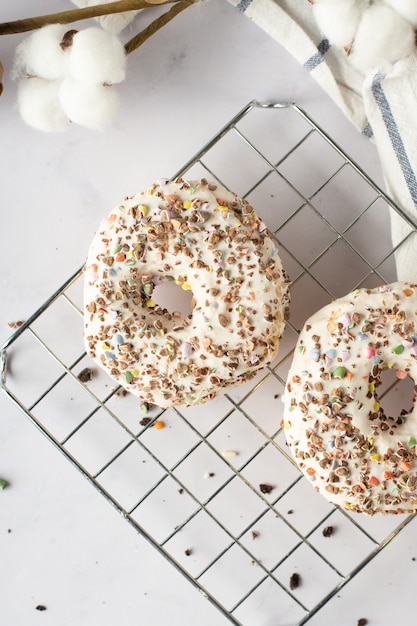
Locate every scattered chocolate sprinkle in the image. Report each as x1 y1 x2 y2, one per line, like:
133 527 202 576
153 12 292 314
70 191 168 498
287 509 294 514
322 526 334 538
7 320 24 329
274 394 280 399
357 619 368 626
77 367 94 383
35 605 47 612
251 531 259 540
139 417 152 426
259 483 274 494
178 488 184 494
184 548 192 556
289 572 300 590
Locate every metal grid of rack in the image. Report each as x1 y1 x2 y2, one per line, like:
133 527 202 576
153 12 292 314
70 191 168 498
2 101 416 625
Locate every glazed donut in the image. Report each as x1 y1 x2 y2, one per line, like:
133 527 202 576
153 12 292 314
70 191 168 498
84 177 290 408
283 282 417 515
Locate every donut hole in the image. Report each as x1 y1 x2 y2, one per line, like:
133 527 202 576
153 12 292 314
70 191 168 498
372 368 416 425
151 277 194 321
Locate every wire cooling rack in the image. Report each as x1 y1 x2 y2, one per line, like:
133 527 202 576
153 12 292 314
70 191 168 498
2 100 417 625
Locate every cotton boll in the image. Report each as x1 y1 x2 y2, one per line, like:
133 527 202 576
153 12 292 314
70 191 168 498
349 4 415 74
68 28 127 84
17 77 70 132
59 77 119 130
312 0 367 48
383 0 417 29
13 24 71 80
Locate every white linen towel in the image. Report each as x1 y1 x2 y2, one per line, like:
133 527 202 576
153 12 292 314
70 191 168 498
228 0 417 281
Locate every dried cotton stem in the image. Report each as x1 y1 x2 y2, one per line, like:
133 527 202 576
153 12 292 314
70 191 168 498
0 0 177 36
124 0 195 54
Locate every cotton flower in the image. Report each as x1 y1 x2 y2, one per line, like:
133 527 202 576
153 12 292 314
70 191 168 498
17 77 70 132
59 77 120 130
68 28 127 84
13 24 71 80
349 4 415 73
383 0 417 29
12 23 126 132
312 0 367 49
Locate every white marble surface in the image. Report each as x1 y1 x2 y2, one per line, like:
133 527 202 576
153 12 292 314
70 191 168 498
1 1 416 625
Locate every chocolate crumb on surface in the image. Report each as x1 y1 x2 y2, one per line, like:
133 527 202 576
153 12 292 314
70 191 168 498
77 367 94 382
357 619 368 626
251 530 259 540
7 320 24 329
139 417 152 426
184 548 192 556
259 483 274 494
35 605 47 611
322 526 334 537
289 572 300 590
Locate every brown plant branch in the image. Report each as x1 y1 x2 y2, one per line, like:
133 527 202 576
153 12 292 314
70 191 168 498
0 0 179 35
124 0 195 54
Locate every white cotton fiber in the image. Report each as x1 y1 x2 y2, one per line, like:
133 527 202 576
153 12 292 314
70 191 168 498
383 0 417 29
17 77 70 132
59 77 119 130
13 24 71 80
312 0 367 48
68 28 127 84
349 4 415 73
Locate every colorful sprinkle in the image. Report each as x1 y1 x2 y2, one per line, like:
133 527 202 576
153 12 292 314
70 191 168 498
396 370 408 380
368 476 379 486
309 348 321 361
400 460 413 471
154 420 165 430
331 366 346 379
391 344 405 355
339 313 351 326
365 346 376 358
124 371 134 383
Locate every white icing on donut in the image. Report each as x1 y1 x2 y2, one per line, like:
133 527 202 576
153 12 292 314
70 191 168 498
283 282 417 515
84 178 290 408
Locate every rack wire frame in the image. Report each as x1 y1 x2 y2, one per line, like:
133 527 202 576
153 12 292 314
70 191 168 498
2 100 417 625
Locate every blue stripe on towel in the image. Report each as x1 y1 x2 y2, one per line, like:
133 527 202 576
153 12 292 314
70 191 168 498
237 0 253 12
372 71 417 207
362 122 373 139
303 39 330 71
